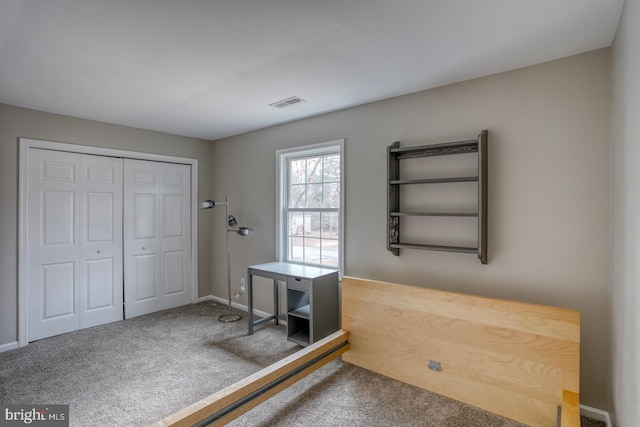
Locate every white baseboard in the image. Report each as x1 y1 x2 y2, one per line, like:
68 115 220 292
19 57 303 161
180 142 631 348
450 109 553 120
199 295 286 325
0 341 19 353
581 404 611 427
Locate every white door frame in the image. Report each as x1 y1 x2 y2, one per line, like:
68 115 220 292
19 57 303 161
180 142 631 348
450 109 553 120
18 138 199 347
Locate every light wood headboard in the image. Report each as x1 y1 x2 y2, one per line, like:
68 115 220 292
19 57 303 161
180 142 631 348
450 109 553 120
341 276 580 427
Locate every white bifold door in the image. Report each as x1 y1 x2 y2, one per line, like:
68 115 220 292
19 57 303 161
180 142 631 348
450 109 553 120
28 150 124 341
27 150 192 341
123 159 192 318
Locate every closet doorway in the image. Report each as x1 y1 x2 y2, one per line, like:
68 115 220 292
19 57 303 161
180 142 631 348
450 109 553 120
18 138 199 345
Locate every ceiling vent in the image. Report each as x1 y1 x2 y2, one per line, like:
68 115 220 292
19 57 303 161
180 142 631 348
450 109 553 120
269 96 305 109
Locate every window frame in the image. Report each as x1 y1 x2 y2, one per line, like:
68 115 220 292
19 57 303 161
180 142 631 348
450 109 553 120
276 139 344 274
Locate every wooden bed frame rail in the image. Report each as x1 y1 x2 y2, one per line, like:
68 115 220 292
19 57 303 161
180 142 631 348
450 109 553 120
151 330 349 427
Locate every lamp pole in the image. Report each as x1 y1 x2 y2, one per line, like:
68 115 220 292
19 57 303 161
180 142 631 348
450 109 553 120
199 196 251 322
219 197 243 322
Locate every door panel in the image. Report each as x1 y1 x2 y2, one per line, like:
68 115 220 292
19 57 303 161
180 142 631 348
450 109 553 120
124 159 191 317
124 160 162 317
42 262 75 319
164 250 185 295
28 150 81 341
42 191 75 245
86 193 114 242
163 195 183 237
85 258 114 310
79 154 123 329
159 163 192 310
134 194 157 239
42 160 75 182
134 254 158 301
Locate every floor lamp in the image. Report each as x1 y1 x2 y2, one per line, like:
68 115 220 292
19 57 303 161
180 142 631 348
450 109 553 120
200 197 253 322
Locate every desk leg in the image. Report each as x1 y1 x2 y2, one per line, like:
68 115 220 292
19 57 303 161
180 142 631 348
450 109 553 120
273 279 279 326
248 272 254 335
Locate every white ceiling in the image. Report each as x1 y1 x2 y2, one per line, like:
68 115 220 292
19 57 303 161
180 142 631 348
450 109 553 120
0 0 624 140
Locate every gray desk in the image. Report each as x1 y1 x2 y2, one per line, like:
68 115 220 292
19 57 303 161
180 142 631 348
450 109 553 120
247 262 339 346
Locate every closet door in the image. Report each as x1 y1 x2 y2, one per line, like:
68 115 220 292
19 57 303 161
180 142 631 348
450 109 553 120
159 162 192 310
124 159 191 318
79 154 124 328
27 150 123 341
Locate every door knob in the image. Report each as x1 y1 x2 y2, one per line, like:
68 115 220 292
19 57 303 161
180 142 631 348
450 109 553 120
97 249 101 254
142 246 146 250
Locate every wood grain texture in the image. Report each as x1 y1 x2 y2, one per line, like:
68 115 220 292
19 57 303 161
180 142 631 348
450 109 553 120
151 330 349 427
341 276 580 427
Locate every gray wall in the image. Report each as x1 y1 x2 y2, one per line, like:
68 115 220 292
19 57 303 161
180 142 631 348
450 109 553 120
611 0 640 425
0 104 213 347
210 49 611 410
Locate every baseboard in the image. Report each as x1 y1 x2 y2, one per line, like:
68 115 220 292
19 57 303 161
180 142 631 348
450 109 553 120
581 404 611 427
200 295 285 325
0 341 19 353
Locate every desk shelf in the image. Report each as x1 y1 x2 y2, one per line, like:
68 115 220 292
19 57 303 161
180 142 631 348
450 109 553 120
288 304 310 319
287 329 311 347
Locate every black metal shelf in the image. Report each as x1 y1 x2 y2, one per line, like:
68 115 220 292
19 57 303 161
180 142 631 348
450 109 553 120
387 130 488 264
391 212 478 217
390 176 478 185
389 139 478 158
389 243 478 254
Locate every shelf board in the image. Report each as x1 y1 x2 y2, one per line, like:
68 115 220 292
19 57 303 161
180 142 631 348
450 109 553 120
390 139 478 159
288 305 310 319
391 212 478 217
389 243 478 254
390 176 478 185
287 330 310 346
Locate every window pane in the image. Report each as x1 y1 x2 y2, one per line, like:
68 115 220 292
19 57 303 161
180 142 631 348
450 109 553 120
288 236 304 262
290 159 306 185
305 211 321 235
323 182 340 208
321 211 339 239
288 211 305 236
306 157 322 183
307 184 323 208
321 239 339 267
289 184 306 208
323 154 340 182
304 237 322 264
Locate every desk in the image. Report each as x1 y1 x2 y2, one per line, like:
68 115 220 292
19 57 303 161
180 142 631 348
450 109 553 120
247 262 339 346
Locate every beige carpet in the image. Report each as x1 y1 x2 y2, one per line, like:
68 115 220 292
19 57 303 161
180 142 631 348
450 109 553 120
0 302 602 426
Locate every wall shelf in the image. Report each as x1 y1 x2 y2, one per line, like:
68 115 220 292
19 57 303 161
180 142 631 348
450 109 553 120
387 130 488 264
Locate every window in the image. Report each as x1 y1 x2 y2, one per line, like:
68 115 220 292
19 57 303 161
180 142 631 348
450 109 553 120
277 140 344 272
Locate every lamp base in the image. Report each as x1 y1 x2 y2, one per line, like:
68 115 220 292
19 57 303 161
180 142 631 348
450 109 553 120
218 313 243 322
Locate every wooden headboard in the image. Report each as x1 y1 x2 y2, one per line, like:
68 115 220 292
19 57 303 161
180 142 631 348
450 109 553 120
341 276 580 427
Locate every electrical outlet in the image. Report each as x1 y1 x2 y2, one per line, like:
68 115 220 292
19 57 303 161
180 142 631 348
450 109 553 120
428 360 442 372
240 278 245 290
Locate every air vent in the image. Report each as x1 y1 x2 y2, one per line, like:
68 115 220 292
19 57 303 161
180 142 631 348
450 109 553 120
269 96 305 109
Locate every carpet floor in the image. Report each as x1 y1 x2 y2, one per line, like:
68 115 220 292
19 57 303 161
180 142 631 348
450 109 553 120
0 302 603 427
